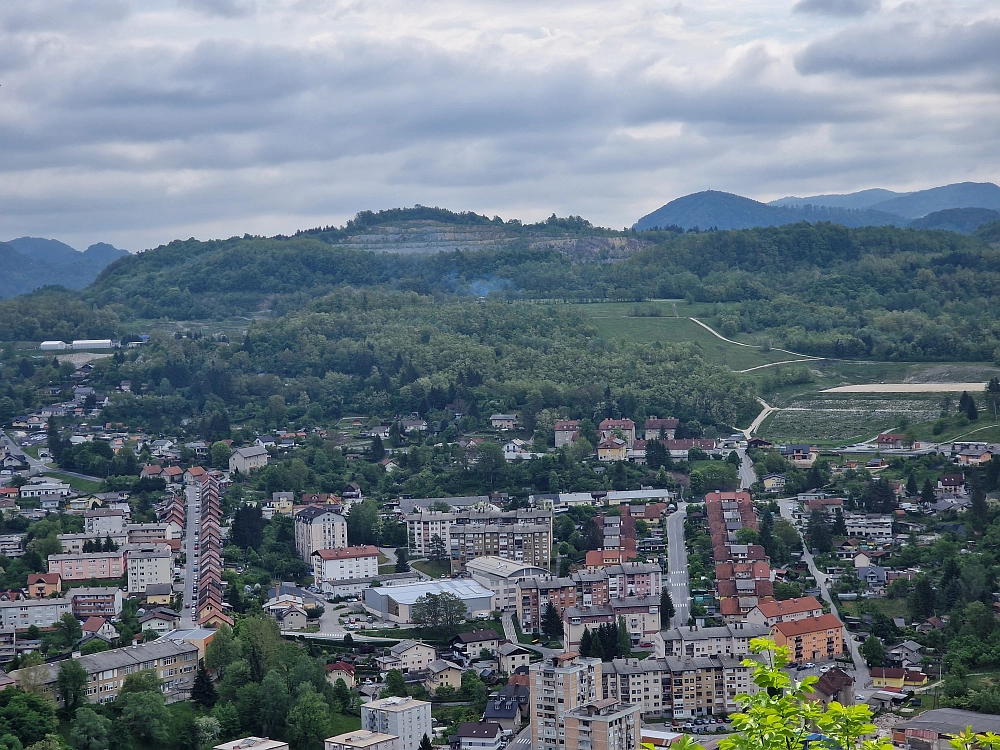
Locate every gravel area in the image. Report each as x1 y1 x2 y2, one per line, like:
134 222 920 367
823 383 987 393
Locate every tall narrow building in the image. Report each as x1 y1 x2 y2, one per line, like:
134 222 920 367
530 652 602 750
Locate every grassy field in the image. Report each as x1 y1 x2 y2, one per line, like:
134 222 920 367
328 712 362 735
838 598 909 619
574 302 811 371
46 471 103 493
411 559 451 578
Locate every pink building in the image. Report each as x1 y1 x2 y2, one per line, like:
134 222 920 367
48 551 125 582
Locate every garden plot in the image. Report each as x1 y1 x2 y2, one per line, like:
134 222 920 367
762 393 943 443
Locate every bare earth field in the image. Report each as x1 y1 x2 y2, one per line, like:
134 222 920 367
823 383 988 393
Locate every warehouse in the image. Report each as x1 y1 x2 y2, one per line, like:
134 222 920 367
363 579 494 624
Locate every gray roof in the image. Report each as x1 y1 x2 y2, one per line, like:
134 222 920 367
484 699 520 720
897 708 1000 735
389 640 434 656
661 623 771 642
499 642 531 656
13 638 196 683
235 445 269 458
427 659 462 674
294 505 345 523
369 579 493 605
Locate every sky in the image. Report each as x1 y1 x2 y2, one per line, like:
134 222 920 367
0 0 997 251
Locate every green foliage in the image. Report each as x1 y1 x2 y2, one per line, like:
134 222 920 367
56 659 88 716
541 603 563 641
287 684 330 750
118 691 172 745
383 670 408 698
860 636 886 668
410 592 467 632
70 707 112 750
192 665 218 709
0 687 58 747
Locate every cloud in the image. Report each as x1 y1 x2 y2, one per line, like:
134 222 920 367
792 0 880 17
797 19 1000 77
175 0 258 18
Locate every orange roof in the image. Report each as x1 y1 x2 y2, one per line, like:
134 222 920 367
773 613 843 637
755 596 823 618
326 661 355 674
82 616 107 632
27 573 61 585
314 545 380 560
185 466 206 476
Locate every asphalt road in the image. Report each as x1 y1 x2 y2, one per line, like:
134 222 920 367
777 497 871 688
180 482 199 628
666 502 691 628
736 448 756 490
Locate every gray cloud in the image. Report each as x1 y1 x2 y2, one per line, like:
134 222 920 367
175 0 258 18
797 19 1000 77
793 0 879 17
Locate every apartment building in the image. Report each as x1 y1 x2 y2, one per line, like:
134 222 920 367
57 532 128 554
605 562 662 599
67 587 125 618
312 546 380 583
517 570 610 632
0 534 25 558
843 514 893 541
13 639 198 705
745 596 824 628
564 699 640 750
19 481 71 499
563 597 661 651
361 696 432 750
657 623 771 659
0 598 71 630
325 731 398 750
530 653 602 750
771 614 846 662
448 723 504 750
375 640 437 674
84 508 128 534
126 523 175 545
294 506 348 561
48 551 124 582
124 544 173 594
406 508 553 574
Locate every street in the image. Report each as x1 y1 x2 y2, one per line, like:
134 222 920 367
777 497 871 687
180 482 200 627
736 447 756 490
666 502 691 628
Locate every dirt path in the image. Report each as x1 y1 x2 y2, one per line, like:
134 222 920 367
688 318 821 361
822 382 987 393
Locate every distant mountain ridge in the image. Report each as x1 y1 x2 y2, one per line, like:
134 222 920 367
635 181 1000 233
1 237 128 299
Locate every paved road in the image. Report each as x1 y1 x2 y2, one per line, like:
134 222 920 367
2 432 51 476
180 482 200 627
666 502 691 628
777 497 870 687
736 448 756 490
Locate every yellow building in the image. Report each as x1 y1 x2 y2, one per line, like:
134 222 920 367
771 613 845 662
424 659 463 695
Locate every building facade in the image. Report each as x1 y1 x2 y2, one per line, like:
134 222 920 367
564 699 640 750
465 556 549 612
295 506 349 561
360 697 432 750
0 598 72 630
530 653 602 750
312 546 380 582
124 544 172 594
48 551 125 582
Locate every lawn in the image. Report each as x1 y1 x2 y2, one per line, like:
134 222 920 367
411 559 451 578
328 712 362 735
573 303 810 371
838 598 909 620
378 564 396 574
46 471 103 493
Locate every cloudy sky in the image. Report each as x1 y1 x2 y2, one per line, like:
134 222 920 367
0 0 997 251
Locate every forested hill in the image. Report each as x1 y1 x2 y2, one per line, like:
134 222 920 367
3 212 1000 362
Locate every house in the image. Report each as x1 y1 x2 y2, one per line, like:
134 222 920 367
162 466 184 484
483 695 521 732
450 629 502 663
490 414 518 431
745 596 824 627
597 437 627 462
807 667 855 706
937 474 966 494
139 608 181 635
598 418 636 447
448 722 504 750
183 466 207 484
143 582 174 606
81 616 118 640
894 709 1000 750
871 667 927 689
26 573 61 599
498 642 532 675
644 417 678 440
229 445 270 474
400 418 428 433
376 639 437 674
876 434 911 450
425 659 464 695
762 474 786 493
889 640 923 666
554 420 581 448
326 661 356 688
958 448 992 466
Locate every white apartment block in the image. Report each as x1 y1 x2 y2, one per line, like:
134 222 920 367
360 696 432 750
19 482 72 499
656 623 771 659
844 513 894 540
312 546 380 582
124 544 173 594
0 598 72 630
294 506 348 561
406 510 454 558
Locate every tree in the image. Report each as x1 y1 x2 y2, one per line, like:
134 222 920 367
80 639 109 656
191 665 218 709
210 441 232 469
860 636 885 668
419 735 433 750
616 615 632 657
206 623 240 672
965 393 979 421
120 669 161 695
542 603 563 640
807 510 832 554
410 592 467 630
56 659 88 716
383 669 408 697
0 687 58 746
367 435 386 462
212 701 241 739
118 691 172 745
230 505 265 550
395 547 410 573
287 685 330 750
832 508 847 537
259 671 291 739
332 677 352 711
427 534 447 562
475 441 505 485
347 498 380 546
660 589 675 627
908 575 935 621
905 473 918 497
239 617 281 683
971 487 989 524
582 518 603 551
54 612 82 648
70 707 112 750
921 478 935 504
735 528 760 545
193 717 221 748
580 628 593 657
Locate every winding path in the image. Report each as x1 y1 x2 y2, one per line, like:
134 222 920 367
688 317 822 361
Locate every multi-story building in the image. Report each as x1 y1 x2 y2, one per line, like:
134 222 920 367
57 532 128 554
600 655 755 719
294 506 348 561
48 551 125 582
0 598 71 630
125 523 175 545
564 699 640 750
517 570 611 632
604 562 662 599
13 639 198 705
771 614 846 662
375 640 437 674
325 730 398 750
229 445 270 474
124 544 173 594
843 513 893 541
563 596 661 651
406 508 553 574
745 596 824 628
360 696 432 750
448 722 504 750
0 534 25 557
465 556 550 612
67 587 125 618
312 546 380 583
19 481 72 499
530 653 602 750
657 623 771 659
84 508 128 535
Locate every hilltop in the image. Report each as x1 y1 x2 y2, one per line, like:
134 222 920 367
0 237 128 298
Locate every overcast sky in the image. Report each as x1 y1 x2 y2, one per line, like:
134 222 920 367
0 0 997 251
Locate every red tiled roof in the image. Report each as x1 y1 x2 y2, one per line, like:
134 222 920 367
773 613 843 637
755 596 823 618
